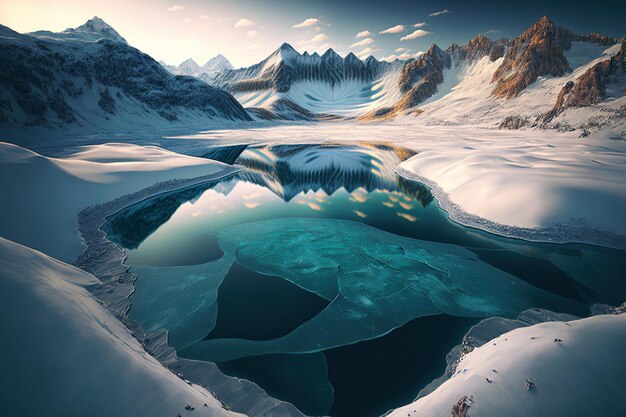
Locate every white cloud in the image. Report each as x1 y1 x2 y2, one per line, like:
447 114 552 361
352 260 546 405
401 29 431 41
383 50 424 62
350 37 374 48
247 30 258 37
166 4 185 12
356 47 378 58
484 29 501 35
395 47 408 52
355 30 372 39
200 15 209 19
311 33 329 42
429 9 450 17
234 18 255 28
380 25 406 34
413 22 427 28
292 18 320 29
182 17 192 23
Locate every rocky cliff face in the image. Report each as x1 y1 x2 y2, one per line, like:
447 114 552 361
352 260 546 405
542 41 625 122
388 35 506 113
491 16 620 99
491 16 574 98
0 21 251 129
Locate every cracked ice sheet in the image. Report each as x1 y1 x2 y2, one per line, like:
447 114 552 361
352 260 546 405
130 253 235 349
180 218 580 362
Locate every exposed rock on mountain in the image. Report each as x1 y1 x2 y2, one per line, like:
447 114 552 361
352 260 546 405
491 16 620 98
396 45 451 111
29 16 127 44
365 35 507 118
550 41 625 114
0 20 251 131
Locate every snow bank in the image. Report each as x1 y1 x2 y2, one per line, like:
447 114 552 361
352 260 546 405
388 313 626 417
0 237 240 417
397 134 626 247
0 142 239 261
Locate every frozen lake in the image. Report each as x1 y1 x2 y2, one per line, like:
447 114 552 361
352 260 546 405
106 143 626 417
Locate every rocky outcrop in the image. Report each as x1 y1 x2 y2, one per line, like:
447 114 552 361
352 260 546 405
542 41 625 122
448 34 507 62
491 16 621 99
391 35 507 113
492 16 574 98
499 115 529 130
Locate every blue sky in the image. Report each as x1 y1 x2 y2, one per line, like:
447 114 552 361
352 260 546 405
2 0 624 67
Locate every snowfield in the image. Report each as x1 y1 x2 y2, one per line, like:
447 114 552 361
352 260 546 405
0 141 239 262
388 313 626 417
0 237 239 417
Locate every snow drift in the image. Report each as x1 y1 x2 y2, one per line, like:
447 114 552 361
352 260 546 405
0 236 239 417
388 313 626 417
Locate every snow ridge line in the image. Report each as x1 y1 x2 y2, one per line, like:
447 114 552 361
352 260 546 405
72 165 306 417
394 166 626 250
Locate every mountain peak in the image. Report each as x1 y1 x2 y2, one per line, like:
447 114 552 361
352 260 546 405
322 48 341 61
279 42 296 52
75 16 126 43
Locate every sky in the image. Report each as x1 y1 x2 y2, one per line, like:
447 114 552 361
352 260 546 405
1 0 625 68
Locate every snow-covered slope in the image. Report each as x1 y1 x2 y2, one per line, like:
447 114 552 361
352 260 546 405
0 236 240 417
0 19 250 140
412 41 624 130
0 141 239 261
386 17 625 133
388 313 626 417
396 122 626 243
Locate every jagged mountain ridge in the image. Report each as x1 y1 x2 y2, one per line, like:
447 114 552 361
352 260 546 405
0 19 251 135
212 43 396 94
202 16 622 130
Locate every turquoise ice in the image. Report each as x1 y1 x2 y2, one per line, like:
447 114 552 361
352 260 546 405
180 218 579 361
130 253 234 349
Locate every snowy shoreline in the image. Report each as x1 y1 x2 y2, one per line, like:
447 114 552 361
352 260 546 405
73 167 306 417
395 166 626 251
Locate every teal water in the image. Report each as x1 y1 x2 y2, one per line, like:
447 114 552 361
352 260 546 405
106 143 626 417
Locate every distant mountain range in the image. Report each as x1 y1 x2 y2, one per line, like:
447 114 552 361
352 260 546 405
159 55 234 81
198 16 624 131
0 17 250 135
1 15 624 137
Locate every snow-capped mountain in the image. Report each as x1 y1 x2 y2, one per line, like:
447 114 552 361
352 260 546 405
203 16 623 133
29 16 127 44
0 19 251 136
364 16 625 133
209 42 403 119
161 54 234 81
